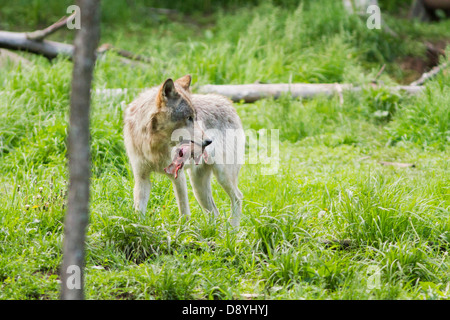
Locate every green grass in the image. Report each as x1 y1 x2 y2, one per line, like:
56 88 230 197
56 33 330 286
0 0 449 300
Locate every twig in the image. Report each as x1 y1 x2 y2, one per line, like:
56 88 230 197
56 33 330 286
97 43 152 64
371 64 386 84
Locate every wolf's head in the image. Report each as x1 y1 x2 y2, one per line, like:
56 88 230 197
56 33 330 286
151 75 211 151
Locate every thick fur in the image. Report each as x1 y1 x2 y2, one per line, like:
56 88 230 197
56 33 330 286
123 75 244 227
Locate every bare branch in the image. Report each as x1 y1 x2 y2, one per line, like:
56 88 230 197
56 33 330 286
97 43 152 64
410 61 449 86
25 12 77 41
371 64 386 84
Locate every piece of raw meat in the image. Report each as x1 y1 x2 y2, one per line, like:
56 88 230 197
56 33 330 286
164 142 208 179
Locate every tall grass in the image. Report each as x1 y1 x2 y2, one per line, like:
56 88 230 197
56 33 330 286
387 75 450 149
0 0 449 300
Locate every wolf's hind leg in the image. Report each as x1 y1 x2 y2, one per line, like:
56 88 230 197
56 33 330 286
187 165 219 218
213 164 243 228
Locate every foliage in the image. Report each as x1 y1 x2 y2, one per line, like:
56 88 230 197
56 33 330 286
0 0 449 300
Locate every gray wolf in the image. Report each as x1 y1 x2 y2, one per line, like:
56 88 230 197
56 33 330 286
123 75 244 227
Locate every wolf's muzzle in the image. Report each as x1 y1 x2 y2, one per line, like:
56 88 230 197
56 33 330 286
202 139 213 148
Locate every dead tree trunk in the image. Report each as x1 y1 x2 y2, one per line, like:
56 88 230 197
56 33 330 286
60 0 100 300
0 13 150 63
197 83 424 103
0 30 74 59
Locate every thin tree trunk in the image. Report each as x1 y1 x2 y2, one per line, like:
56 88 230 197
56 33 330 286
61 0 100 300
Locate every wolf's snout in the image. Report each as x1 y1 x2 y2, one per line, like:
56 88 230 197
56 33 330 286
202 139 213 148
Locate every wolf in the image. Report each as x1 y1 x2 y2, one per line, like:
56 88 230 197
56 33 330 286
123 75 244 227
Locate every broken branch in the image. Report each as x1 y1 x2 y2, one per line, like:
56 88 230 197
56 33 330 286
97 43 152 64
25 12 76 41
410 61 449 86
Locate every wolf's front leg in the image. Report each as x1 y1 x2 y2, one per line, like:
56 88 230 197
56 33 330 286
169 170 191 220
134 178 151 213
132 163 152 213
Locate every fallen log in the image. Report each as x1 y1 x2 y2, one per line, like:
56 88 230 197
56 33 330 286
93 83 425 102
198 83 354 102
197 83 425 102
0 13 77 59
0 30 152 64
1 83 426 103
0 14 151 63
0 30 74 59
92 83 425 103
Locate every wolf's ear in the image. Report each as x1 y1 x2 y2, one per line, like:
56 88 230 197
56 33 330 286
157 78 178 108
175 74 191 91
160 78 178 99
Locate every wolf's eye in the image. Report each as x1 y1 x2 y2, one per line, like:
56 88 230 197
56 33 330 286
187 116 194 122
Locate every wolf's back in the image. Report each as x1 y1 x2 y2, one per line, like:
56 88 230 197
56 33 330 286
191 93 244 166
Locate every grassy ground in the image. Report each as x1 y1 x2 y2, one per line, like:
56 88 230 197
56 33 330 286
0 1 449 299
